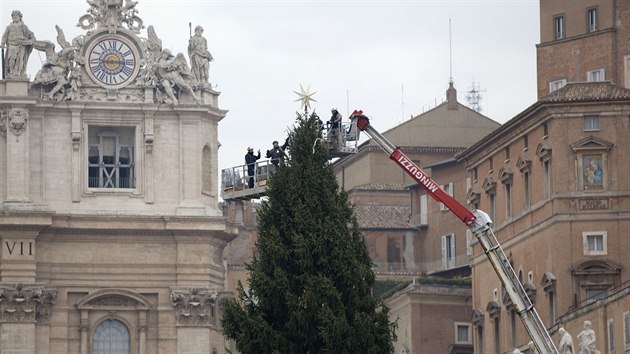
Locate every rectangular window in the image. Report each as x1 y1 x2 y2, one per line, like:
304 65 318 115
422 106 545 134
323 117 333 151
510 311 517 348
505 184 512 219
442 234 455 269
489 157 494 172
583 231 607 255
624 312 630 350
472 167 478 181
420 194 428 225
543 122 549 137
587 69 605 82
489 194 496 224
88 126 136 189
477 325 485 354
505 147 510 162
587 7 598 32
455 323 472 344
543 160 552 198
523 135 528 150
549 79 567 93
609 319 616 354
440 182 453 211
548 291 556 324
584 115 600 131
554 15 565 39
466 229 473 256
586 288 608 302
494 317 501 354
524 171 531 209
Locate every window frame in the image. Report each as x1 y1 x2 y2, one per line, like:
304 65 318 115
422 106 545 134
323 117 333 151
608 318 615 354
93 319 131 354
587 7 598 33
584 115 600 131
623 311 630 350
454 322 472 344
440 182 454 211
587 68 606 82
582 231 607 256
442 233 456 270
549 79 567 93
83 120 143 196
554 14 565 40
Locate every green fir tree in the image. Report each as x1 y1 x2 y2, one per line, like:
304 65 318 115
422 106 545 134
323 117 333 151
222 111 396 354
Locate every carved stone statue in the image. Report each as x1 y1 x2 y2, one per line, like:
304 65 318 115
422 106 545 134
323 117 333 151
558 327 575 354
155 49 200 104
31 25 85 101
79 0 143 32
577 320 601 354
1 10 36 79
188 25 213 87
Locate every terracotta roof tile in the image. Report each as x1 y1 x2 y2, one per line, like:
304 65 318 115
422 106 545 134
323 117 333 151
540 82 630 103
351 183 408 191
354 205 411 229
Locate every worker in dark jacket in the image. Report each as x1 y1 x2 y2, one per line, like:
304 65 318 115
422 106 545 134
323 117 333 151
266 139 288 168
245 147 260 188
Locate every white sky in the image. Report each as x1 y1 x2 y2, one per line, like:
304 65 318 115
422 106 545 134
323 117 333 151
2 0 540 172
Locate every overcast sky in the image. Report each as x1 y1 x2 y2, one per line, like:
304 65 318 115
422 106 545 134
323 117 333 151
2 0 540 172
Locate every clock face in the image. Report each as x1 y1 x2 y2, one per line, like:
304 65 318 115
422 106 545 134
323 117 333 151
86 36 139 88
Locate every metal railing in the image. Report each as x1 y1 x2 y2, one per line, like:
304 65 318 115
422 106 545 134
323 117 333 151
221 159 276 194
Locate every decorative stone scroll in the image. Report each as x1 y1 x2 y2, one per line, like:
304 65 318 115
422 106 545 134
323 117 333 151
0 283 57 323
170 287 218 326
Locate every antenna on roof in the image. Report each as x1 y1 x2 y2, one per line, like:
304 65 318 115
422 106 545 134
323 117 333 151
466 79 486 112
449 17 453 83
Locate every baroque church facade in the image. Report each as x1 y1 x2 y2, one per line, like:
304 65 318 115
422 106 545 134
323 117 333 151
1 1 236 353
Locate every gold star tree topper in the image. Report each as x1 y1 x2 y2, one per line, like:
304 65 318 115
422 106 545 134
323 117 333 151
294 84 317 112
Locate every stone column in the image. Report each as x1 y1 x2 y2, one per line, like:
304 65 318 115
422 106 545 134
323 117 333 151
4 106 31 204
170 287 218 354
143 110 155 204
69 105 84 202
0 283 57 354
138 311 147 354
79 310 89 354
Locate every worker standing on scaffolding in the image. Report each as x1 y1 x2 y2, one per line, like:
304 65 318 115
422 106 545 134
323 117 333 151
245 147 260 188
328 107 342 148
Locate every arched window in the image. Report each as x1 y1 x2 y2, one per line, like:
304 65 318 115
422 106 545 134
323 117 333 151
93 319 130 354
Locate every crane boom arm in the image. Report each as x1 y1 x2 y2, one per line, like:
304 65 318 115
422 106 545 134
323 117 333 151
350 110 558 354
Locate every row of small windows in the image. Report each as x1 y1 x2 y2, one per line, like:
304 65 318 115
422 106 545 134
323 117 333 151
554 7 598 40
549 69 605 93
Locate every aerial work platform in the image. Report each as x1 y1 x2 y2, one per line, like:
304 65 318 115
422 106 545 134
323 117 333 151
221 117 361 201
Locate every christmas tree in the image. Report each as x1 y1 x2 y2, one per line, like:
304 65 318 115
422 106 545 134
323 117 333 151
222 109 396 354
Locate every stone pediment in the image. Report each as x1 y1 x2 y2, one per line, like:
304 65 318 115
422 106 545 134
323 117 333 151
498 166 513 184
466 187 480 205
572 260 621 276
482 176 497 194
516 153 531 172
536 141 552 160
75 288 153 310
472 307 484 325
570 136 613 152
541 272 556 291
486 300 501 318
